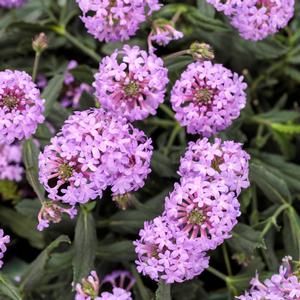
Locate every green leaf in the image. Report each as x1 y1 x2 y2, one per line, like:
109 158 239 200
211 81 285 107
0 273 22 300
250 162 292 204
0 206 44 249
42 74 65 117
72 210 97 284
96 241 135 262
20 235 70 293
271 123 300 135
22 139 45 202
156 281 171 300
151 152 178 178
228 224 266 255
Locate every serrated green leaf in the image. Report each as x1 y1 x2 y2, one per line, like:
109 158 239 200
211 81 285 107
43 74 65 117
271 123 300 135
96 241 135 262
250 162 292 204
72 210 96 284
22 139 45 202
0 273 22 300
20 235 70 293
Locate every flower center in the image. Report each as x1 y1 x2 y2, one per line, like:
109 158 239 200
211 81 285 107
188 209 205 225
2 95 19 110
211 156 223 173
150 246 159 259
195 88 213 104
58 164 73 180
124 81 140 97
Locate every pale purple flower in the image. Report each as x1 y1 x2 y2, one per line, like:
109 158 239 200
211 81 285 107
102 271 135 292
0 70 45 144
75 270 100 300
76 0 161 42
36 74 47 90
148 19 183 53
0 229 10 269
179 138 250 195
237 256 300 300
39 109 153 205
170 61 247 137
37 201 77 231
230 0 295 41
93 45 168 121
134 215 210 283
0 143 23 181
0 0 26 8
165 177 240 250
206 0 243 16
98 288 132 300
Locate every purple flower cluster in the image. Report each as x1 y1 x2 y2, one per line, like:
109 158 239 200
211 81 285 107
76 0 161 42
207 0 295 41
0 70 45 144
135 138 250 283
237 256 300 299
165 177 240 250
170 61 247 137
39 108 152 207
0 229 10 268
75 270 134 300
93 45 169 122
0 143 23 181
179 138 250 195
0 0 26 8
61 60 93 109
148 19 183 53
134 215 210 283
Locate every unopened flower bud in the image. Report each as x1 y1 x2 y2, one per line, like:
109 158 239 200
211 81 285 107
32 33 48 53
113 193 133 210
189 42 215 61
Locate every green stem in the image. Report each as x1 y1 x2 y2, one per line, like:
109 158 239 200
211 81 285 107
207 267 228 282
159 103 175 119
164 125 181 155
222 243 233 276
144 118 177 128
50 25 101 62
32 52 41 82
171 10 182 24
163 49 189 61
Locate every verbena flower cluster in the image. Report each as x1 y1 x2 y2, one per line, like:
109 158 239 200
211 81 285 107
170 61 247 137
0 70 45 144
76 0 161 42
206 0 295 41
0 143 23 181
93 45 169 122
75 270 134 300
134 215 210 283
39 108 153 208
0 229 10 269
0 0 26 8
237 256 300 299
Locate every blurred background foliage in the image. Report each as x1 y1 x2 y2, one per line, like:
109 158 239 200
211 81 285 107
0 0 300 299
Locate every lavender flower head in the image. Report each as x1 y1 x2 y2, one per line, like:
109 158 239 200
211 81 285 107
0 70 45 144
165 177 240 250
0 229 10 269
76 0 161 42
39 109 153 205
93 45 169 122
37 201 77 231
0 143 23 181
148 19 183 53
179 138 250 195
230 0 295 41
98 288 132 300
170 61 247 137
134 215 210 283
102 271 136 292
206 0 243 16
75 270 100 300
0 0 26 8
237 256 300 299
